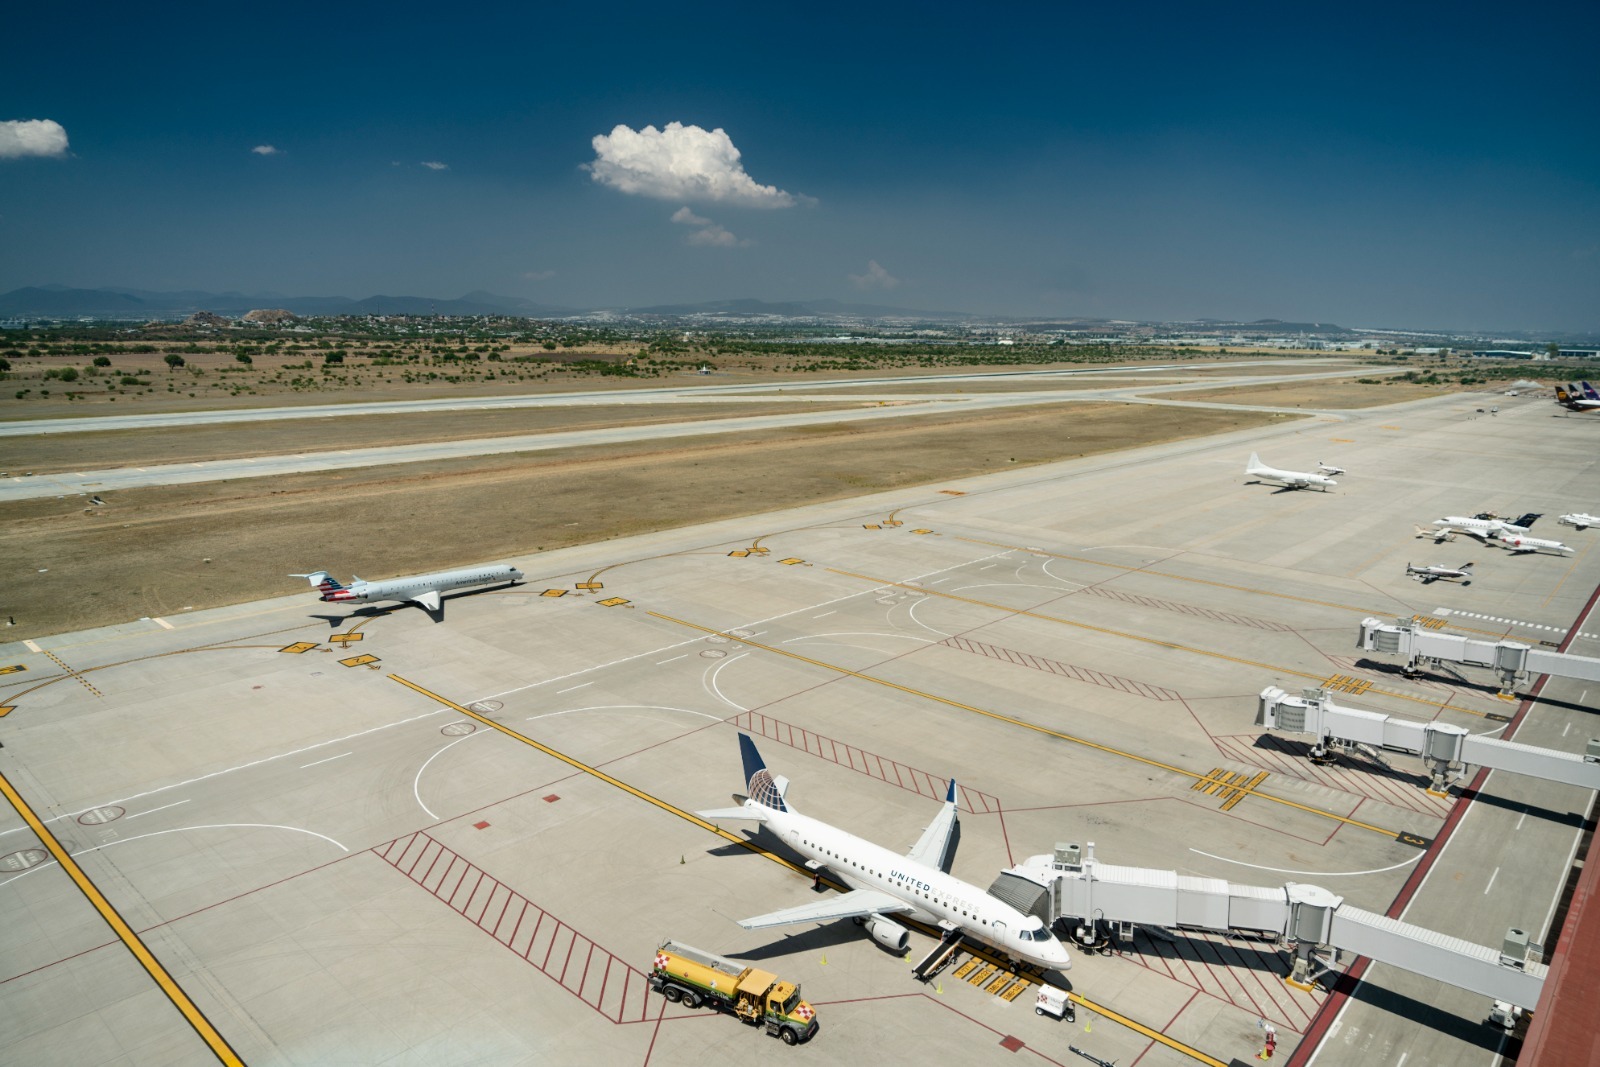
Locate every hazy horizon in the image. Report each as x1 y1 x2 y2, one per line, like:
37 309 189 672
3 2 1596 333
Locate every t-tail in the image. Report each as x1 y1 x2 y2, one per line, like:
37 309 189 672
1511 513 1541 531
1585 382 1600 401
290 570 347 599
740 734 789 812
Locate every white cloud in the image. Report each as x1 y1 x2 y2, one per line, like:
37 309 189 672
251 144 280 156
421 160 449 170
849 260 900 291
587 122 804 207
0 119 69 160
670 205 745 248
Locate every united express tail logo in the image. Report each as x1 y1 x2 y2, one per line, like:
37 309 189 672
749 767 784 810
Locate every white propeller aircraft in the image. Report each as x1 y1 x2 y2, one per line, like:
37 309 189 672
1495 531 1574 556
699 735 1071 972
291 564 524 615
1405 561 1474 584
1244 453 1337 491
1560 513 1599 530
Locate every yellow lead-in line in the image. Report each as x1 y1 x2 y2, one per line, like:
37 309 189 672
826 566 1485 717
645 611 1404 841
0 769 245 1067
387 673 1226 1067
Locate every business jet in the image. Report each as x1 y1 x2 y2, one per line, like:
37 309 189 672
1421 513 1540 543
1315 460 1346 476
699 735 1072 972
1495 531 1574 556
1559 513 1599 530
1244 453 1337 491
1405 561 1473 584
291 564 523 615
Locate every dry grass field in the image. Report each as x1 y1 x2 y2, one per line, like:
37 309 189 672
1171 379 1463 408
0 403 1291 638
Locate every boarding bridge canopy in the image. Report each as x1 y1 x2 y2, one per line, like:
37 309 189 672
1256 686 1600 792
998 844 1547 1012
1359 616 1600 693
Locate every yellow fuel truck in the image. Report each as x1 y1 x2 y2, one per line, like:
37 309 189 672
649 939 818 1045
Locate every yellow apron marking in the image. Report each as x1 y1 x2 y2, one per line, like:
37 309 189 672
388 674 1227 1067
0 664 26 675
541 589 569 597
339 654 380 668
329 632 364 647
779 558 805 566
575 581 603 591
648 611 1406 841
0 769 246 1066
596 597 632 607
278 642 319 654
728 550 751 558
829 566 1484 715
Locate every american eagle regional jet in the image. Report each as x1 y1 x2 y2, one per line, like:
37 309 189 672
291 564 523 614
699 735 1071 971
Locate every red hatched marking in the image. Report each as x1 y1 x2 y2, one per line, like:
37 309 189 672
1112 928 1318 1032
938 636 1185 701
732 711 1002 814
1074 585 1293 632
375 831 650 1024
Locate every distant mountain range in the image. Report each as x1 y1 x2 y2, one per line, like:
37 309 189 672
0 285 582 320
0 286 983 323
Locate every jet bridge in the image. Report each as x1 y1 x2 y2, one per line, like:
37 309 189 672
1255 685 1600 794
1358 616 1600 694
990 843 1547 1022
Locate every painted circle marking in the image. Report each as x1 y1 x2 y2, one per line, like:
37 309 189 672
468 700 503 713
76 806 126 825
700 649 728 659
441 722 477 736
1 849 49 871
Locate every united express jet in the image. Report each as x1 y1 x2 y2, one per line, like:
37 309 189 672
699 735 1071 971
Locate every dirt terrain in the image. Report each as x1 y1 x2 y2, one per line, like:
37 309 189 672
1 401 856 475
0 403 1289 639
1171 379 1463 408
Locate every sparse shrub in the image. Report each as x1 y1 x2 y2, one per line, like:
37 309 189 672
93 355 111 367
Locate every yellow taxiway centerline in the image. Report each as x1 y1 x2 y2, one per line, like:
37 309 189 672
645 611 1406 841
387 673 1226 1067
827 566 1489 716
0 769 246 1067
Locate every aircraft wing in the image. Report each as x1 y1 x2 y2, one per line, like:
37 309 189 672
697 804 769 824
412 590 443 611
906 780 960 873
737 889 913 930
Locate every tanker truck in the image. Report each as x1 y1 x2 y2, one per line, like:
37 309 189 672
648 939 818 1045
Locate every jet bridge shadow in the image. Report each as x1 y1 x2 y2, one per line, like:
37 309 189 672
1453 787 1591 830
1324 969 1512 1055
1250 733 1435 794
1350 657 1505 699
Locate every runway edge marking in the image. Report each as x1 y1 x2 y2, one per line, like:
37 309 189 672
0 768 246 1066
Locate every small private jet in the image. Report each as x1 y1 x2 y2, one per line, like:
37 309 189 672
1559 513 1599 530
1405 561 1474 584
699 735 1072 972
1495 531 1574 556
1244 453 1337 491
1420 513 1540 543
291 564 524 616
1315 460 1346 476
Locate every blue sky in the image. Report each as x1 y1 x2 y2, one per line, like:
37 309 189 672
3 1 1596 331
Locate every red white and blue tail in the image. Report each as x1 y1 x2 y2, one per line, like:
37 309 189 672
290 570 352 601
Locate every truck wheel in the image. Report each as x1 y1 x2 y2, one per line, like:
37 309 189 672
780 1027 799 1045
681 991 701 1009
1035 1007 1046 1016
663 986 682 1002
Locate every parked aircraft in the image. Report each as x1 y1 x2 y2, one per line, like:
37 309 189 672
1405 561 1474 584
1556 384 1600 411
291 564 524 615
1244 453 1337 491
1316 460 1347 476
1422 513 1540 543
699 735 1072 972
1559 513 1600 530
1495 531 1574 556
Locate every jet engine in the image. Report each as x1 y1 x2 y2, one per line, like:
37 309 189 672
866 917 910 952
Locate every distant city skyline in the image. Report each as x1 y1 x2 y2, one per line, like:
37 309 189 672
2 2 1596 333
